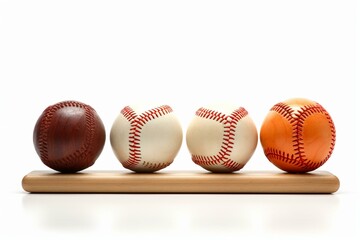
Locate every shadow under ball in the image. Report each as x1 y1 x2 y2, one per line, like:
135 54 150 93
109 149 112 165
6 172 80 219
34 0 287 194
33 101 106 173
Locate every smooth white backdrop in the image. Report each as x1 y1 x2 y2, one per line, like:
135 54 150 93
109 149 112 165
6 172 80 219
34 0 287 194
0 0 359 239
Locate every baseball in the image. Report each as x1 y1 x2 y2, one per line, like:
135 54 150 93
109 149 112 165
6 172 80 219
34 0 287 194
110 104 183 173
260 98 336 173
186 103 258 173
33 101 106 173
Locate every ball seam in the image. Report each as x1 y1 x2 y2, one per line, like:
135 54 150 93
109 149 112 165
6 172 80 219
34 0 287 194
121 105 174 171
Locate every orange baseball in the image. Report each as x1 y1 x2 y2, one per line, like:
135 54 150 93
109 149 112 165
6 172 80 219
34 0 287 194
260 98 336 173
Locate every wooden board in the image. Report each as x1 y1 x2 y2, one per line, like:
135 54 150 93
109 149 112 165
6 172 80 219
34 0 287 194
22 171 340 194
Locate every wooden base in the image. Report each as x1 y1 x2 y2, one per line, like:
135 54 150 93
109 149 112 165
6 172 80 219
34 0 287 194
22 170 340 194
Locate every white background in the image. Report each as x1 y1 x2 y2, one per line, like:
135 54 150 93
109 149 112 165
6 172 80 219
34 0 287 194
0 0 359 239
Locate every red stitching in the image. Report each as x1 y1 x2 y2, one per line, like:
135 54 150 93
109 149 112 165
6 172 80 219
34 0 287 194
326 111 336 159
268 102 336 172
264 148 302 167
37 106 52 163
192 107 248 171
270 103 296 123
142 161 172 170
121 106 137 122
121 105 174 170
36 101 96 171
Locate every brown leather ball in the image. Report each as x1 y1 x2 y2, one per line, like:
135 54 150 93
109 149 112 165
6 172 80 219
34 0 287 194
33 101 106 173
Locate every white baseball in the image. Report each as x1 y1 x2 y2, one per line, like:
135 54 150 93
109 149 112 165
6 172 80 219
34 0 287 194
186 103 258 172
110 104 183 173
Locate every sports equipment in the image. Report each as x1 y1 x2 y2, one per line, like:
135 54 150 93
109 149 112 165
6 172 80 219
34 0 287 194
110 104 183 173
33 100 106 173
186 103 258 172
260 98 336 173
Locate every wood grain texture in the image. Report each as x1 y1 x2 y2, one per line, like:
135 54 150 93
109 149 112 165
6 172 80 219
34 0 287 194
22 171 340 194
